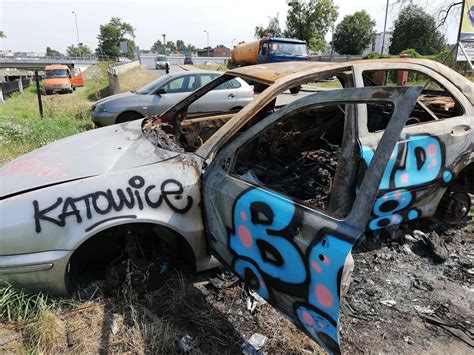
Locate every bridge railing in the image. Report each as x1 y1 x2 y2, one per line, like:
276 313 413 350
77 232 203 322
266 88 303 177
0 54 113 62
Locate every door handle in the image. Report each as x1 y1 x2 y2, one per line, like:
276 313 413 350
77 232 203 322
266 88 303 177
228 93 236 98
450 125 471 137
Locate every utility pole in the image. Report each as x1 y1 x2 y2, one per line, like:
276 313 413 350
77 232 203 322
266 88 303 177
381 0 389 56
162 33 166 55
204 30 209 58
34 70 43 118
72 11 81 58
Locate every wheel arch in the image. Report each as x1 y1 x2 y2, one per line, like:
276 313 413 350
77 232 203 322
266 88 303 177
116 110 145 123
65 220 198 291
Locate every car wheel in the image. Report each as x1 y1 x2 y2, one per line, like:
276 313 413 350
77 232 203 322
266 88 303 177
290 86 301 94
116 111 143 124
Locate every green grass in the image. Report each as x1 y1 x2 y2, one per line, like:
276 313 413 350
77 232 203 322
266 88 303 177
0 62 111 165
0 284 57 322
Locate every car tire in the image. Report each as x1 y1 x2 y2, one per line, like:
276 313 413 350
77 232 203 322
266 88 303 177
290 86 301 94
116 111 143 124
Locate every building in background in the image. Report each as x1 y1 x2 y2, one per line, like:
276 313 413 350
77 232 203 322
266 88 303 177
198 45 231 57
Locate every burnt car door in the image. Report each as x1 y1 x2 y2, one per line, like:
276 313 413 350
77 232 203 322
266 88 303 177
354 64 473 227
201 86 422 354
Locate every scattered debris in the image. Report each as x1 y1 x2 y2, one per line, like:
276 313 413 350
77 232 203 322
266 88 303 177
66 331 73 347
241 333 268 355
246 288 266 313
413 305 435 315
210 270 240 289
175 335 200 353
105 313 120 336
380 299 397 308
421 231 449 263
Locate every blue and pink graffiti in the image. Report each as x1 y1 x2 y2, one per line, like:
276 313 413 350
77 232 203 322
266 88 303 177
361 134 453 230
228 189 354 354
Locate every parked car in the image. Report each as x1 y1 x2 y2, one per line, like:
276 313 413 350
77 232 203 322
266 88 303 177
155 55 169 70
184 56 193 65
91 71 255 126
43 65 74 94
1 59 473 354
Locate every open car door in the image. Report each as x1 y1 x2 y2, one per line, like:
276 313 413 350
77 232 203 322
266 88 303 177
202 86 421 354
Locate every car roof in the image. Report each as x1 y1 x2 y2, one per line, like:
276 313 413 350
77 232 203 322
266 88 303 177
45 65 69 70
226 59 474 105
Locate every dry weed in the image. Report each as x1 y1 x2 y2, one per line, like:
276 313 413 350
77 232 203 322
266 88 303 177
118 66 159 93
24 311 65 353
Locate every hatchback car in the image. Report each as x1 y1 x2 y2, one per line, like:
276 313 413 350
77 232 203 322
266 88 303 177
91 71 254 126
184 57 193 65
1 59 473 354
155 55 169 70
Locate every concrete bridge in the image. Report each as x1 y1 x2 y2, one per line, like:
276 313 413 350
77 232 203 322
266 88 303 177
0 55 106 69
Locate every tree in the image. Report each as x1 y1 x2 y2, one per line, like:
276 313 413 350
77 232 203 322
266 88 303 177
166 41 176 53
46 47 63 57
151 39 162 52
333 11 376 55
395 1 462 29
389 5 446 55
255 13 283 38
67 44 92 57
176 40 186 53
96 17 136 58
0 31 5 39
285 0 338 52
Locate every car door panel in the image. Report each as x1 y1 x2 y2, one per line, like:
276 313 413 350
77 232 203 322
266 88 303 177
149 74 198 116
202 86 421 354
354 66 472 229
195 74 237 113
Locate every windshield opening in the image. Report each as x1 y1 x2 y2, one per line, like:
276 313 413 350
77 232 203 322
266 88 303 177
45 69 68 78
269 42 307 56
156 55 167 61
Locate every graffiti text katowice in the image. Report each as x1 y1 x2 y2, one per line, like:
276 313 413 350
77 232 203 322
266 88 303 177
33 176 193 233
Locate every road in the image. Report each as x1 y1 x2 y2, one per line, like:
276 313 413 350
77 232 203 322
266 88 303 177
139 55 183 74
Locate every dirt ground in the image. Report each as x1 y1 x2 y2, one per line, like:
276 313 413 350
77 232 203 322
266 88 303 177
0 219 472 354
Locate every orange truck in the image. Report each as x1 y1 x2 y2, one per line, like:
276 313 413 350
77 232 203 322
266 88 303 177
43 65 84 94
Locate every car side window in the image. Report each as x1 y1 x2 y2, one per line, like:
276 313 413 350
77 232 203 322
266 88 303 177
231 103 358 218
164 75 197 93
200 74 219 87
362 69 464 132
228 78 242 89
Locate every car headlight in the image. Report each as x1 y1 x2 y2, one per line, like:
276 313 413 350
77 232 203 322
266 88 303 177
95 105 107 113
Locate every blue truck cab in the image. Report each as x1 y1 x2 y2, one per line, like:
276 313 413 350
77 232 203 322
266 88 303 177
257 37 310 64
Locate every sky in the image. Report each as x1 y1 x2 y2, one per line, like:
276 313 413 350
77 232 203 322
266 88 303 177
0 0 463 54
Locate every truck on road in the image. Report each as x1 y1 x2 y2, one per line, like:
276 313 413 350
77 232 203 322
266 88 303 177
231 37 310 66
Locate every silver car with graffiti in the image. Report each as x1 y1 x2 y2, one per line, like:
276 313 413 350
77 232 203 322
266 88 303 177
1 59 473 353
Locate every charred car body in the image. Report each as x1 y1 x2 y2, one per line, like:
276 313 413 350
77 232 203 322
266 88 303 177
1 59 473 353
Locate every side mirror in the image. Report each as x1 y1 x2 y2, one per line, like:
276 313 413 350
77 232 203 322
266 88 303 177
155 88 166 96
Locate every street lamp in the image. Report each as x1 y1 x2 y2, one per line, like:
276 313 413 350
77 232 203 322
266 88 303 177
204 30 209 58
72 11 81 58
231 38 236 48
381 0 390 56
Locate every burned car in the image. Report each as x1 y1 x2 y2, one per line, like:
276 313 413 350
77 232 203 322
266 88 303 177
0 59 473 353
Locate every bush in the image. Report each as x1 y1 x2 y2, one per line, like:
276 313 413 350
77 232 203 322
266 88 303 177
366 52 381 59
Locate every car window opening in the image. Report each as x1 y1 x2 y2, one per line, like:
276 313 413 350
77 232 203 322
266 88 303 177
232 103 353 217
363 70 463 132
